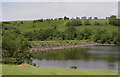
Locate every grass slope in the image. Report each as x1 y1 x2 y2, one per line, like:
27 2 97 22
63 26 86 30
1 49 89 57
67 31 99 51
2 64 118 75
5 19 118 33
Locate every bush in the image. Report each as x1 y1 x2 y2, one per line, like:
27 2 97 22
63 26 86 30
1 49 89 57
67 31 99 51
2 58 17 64
64 16 69 20
84 20 91 25
66 20 82 26
14 29 21 34
112 19 120 26
2 32 31 64
38 19 44 22
3 25 12 30
64 26 77 40
109 15 116 25
2 22 11 24
94 21 100 26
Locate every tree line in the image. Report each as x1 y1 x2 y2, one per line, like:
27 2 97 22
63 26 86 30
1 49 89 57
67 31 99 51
24 26 119 44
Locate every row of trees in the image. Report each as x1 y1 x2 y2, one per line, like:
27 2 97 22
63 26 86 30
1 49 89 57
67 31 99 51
24 26 119 44
65 15 120 26
65 19 106 26
2 15 119 27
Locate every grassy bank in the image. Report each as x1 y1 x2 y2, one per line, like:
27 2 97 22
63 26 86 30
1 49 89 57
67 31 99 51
2 64 118 75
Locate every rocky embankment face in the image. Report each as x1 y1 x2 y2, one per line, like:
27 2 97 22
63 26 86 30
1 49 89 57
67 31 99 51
29 41 115 52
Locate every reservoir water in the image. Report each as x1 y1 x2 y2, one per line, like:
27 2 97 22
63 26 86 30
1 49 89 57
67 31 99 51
32 46 119 70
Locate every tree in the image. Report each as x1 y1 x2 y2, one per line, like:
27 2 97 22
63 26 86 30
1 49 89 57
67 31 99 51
82 28 92 40
13 29 21 34
2 22 11 24
21 21 23 24
58 18 63 20
38 19 44 22
81 16 87 19
24 31 36 41
91 29 103 42
64 26 77 40
33 20 37 23
57 32 65 40
94 17 98 19
2 32 31 64
64 16 69 20
100 33 111 43
76 17 80 19
88 17 92 19
109 15 116 25
112 19 120 26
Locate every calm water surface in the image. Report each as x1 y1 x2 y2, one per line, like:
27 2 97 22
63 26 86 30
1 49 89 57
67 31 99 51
32 46 119 70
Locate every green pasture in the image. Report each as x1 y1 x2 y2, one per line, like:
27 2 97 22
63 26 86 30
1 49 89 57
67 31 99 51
2 64 118 75
3 19 118 33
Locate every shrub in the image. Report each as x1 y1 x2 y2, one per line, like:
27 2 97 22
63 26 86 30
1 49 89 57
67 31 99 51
13 29 21 34
84 20 91 25
2 32 31 64
66 20 82 26
64 16 69 20
112 19 120 26
64 26 77 40
109 15 116 25
3 25 12 30
38 19 44 22
94 21 100 25
2 22 11 24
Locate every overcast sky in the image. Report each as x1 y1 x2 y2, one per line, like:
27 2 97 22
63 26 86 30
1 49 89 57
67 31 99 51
1 0 120 2
1 1 119 21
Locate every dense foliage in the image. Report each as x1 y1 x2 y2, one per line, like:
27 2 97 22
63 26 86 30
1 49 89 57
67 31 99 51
66 20 82 26
111 19 120 26
23 26 119 44
84 20 91 25
109 15 116 25
109 15 120 26
2 32 31 64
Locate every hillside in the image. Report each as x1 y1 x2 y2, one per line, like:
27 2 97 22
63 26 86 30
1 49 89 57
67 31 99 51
2 19 118 33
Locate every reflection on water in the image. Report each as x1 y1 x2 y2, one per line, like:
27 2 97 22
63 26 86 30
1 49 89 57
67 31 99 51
32 46 119 70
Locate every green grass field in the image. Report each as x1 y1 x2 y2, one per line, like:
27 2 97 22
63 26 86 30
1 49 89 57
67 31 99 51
2 64 118 75
3 19 118 33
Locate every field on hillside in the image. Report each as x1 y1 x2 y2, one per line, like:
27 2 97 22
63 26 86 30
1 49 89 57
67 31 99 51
2 19 118 33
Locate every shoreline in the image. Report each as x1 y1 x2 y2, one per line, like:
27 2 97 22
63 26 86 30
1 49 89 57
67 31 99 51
29 42 116 52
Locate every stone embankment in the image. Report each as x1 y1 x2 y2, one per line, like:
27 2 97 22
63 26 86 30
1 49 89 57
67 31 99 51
29 42 115 52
